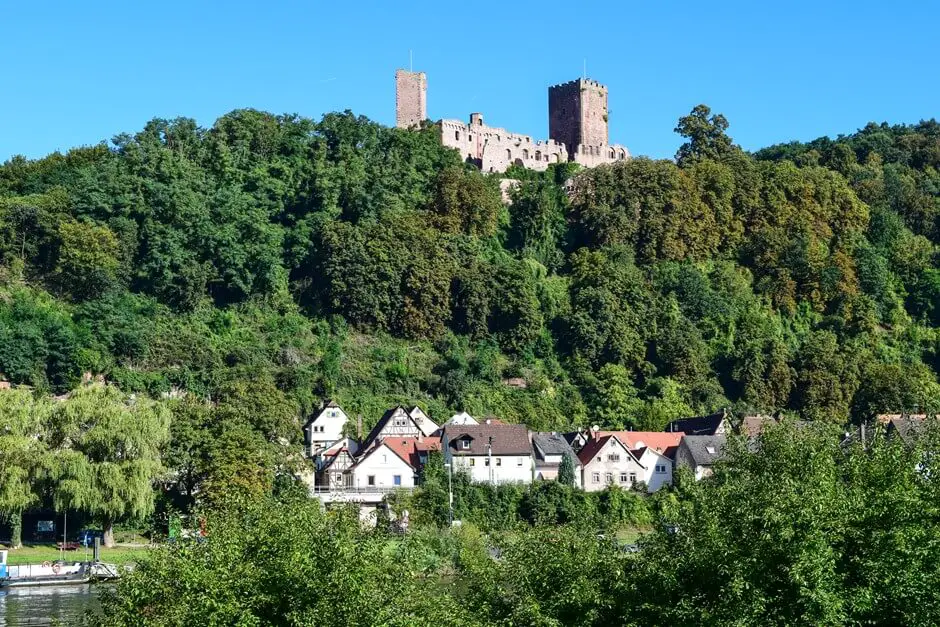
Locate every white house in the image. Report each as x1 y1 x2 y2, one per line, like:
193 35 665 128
675 435 727 480
360 405 440 450
345 440 418 490
442 422 533 484
632 446 674 492
304 400 349 457
577 434 646 492
532 432 582 488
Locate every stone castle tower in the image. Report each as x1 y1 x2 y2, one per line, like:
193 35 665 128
548 78 610 157
395 69 427 129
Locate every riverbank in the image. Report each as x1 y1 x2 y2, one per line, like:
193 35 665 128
5 544 149 566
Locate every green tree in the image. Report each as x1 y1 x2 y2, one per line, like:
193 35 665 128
0 388 49 548
675 104 735 165
558 452 576 487
45 384 171 546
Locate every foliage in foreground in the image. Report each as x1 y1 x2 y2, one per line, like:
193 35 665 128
92 423 940 626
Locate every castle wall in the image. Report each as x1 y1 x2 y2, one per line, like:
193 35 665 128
572 143 630 167
440 115 567 173
396 70 427 129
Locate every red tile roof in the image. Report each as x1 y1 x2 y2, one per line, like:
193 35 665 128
598 431 681 453
378 436 441 470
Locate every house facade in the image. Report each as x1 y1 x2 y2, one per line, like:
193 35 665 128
675 435 727 480
442 423 533 484
304 400 349 457
316 437 359 489
345 441 417 489
360 405 440 451
577 435 646 492
532 432 582 488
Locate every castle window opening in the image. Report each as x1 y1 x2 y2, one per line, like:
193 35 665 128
455 131 460 141
505 149 511 160
535 150 541 161
522 149 529 160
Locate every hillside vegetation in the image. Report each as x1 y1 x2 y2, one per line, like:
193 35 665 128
0 106 938 509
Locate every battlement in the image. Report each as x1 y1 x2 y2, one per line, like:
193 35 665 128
549 78 608 90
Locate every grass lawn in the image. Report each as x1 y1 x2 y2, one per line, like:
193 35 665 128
615 525 652 544
4 544 150 566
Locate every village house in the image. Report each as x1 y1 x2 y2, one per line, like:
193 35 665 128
360 405 440 451
315 437 359 490
444 411 478 426
577 434 646 492
598 431 681 492
344 435 440 490
675 435 727 480
532 432 582 488
303 400 349 457
442 422 533 484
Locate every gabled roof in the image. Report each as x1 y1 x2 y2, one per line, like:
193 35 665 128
532 433 577 462
445 411 478 426
886 416 934 447
665 410 728 436
598 431 682 453
577 434 643 467
444 423 531 456
680 435 727 467
382 436 442 470
347 439 415 471
304 400 346 428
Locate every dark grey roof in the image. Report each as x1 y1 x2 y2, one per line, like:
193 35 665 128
444 423 532 456
681 435 727 466
666 411 728 436
532 433 576 460
888 417 928 446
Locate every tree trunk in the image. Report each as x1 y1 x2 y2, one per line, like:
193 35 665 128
103 520 115 548
11 512 23 549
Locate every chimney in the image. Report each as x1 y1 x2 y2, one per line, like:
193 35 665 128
357 413 363 439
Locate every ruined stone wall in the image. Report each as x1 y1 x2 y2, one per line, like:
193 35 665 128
572 143 630 167
440 114 567 173
395 69 427 129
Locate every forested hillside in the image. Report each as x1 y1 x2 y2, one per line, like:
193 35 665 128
1 106 938 503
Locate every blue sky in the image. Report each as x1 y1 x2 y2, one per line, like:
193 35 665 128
1 0 937 161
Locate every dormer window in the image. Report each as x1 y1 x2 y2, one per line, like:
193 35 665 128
460 439 470 450
706 446 716 454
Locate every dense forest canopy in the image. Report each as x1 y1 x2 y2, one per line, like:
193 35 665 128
0 106 938 484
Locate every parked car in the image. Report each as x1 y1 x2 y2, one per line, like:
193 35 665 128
76 529 104 548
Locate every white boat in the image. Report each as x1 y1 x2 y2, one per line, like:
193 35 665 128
0 552 121 588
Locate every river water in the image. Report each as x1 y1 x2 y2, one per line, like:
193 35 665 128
0 585 104 626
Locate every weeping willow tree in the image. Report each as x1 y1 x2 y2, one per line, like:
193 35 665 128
46 384 171 546
0 388 49 548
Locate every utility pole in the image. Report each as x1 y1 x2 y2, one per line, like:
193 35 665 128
444 462 454 525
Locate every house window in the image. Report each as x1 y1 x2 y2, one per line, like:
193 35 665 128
607 454 620 462
592 472 600 484
393 475 402 486
470 458 476 466
419 454 427 464
382 454 387 463
516 458 523 466
629 473 637 483
596 456 601 462
460 440 470 450
367 475 376 486
620 472 628 483
496 458 502 466
656 465 666 473
605 473 613 484
485 457 490 466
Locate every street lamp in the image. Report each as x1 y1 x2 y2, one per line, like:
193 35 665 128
443 462 454 525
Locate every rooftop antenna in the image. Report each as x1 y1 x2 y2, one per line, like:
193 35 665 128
409 49 413 72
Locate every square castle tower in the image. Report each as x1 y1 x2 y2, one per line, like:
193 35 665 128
395 69 427 129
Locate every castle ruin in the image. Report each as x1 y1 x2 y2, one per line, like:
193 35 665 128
396 70 629 173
